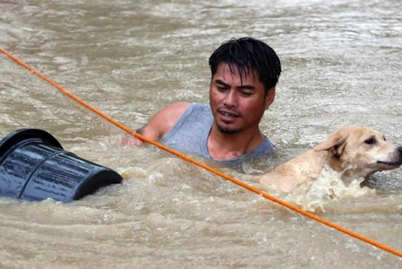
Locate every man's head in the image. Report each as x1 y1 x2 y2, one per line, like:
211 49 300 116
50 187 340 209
208 37 281 135
208 37 281 97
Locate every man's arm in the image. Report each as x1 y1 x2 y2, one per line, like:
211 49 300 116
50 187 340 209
122 102 191 146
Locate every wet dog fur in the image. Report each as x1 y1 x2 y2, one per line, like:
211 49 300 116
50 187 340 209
259 126 402 192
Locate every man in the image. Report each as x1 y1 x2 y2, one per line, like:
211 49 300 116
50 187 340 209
125 37 281 171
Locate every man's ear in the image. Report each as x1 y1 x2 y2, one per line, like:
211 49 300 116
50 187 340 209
265 87 275 109
314 133 348 157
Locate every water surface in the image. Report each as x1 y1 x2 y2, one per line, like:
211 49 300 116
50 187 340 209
0 0 402 268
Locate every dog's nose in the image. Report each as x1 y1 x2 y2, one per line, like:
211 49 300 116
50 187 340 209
397 147 402 155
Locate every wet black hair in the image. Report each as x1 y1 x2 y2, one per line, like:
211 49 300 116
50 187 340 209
208 37 281 96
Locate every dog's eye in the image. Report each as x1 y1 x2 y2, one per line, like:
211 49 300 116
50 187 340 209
364 138 377 145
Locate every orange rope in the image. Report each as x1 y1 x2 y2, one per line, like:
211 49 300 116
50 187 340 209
1 46 401 258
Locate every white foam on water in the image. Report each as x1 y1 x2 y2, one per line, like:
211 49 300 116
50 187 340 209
283 166 377 212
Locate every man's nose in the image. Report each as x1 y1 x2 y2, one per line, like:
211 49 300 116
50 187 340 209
223 90 237 107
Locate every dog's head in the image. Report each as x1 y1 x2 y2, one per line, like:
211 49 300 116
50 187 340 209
314 126 402 178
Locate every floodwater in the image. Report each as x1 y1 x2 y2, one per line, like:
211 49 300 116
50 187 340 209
1 0 402 268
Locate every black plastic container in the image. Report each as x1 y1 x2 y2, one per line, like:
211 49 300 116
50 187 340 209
0 128 122 202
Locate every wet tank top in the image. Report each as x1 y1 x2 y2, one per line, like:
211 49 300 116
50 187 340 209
159 103 274 171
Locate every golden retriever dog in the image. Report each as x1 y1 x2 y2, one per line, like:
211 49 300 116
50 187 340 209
259 126 402 192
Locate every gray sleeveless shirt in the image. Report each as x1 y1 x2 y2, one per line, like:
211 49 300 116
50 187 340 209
160 103 274 171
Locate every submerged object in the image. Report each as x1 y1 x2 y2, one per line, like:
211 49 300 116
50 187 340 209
0 128 122 202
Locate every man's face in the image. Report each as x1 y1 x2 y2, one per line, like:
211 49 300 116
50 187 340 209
209 62 274 134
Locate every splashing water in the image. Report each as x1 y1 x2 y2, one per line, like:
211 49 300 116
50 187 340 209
284 166 376 212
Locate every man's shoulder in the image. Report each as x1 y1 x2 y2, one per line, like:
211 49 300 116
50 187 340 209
144 102 191 140
159 102 211 149
187 102 211 114
179 102 209 109
161 102 210 120
163 101 191 115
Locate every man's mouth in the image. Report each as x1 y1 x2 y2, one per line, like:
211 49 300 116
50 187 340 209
218 108 240 118
221 111 238 118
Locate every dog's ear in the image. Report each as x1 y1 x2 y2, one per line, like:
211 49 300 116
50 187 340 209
314 133 348 157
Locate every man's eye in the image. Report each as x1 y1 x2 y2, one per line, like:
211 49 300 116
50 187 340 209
241 91 252 96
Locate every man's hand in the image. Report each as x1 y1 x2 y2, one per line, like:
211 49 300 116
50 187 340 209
121 134 144 146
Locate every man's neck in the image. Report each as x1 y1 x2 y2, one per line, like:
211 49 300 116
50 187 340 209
207 126 264 160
